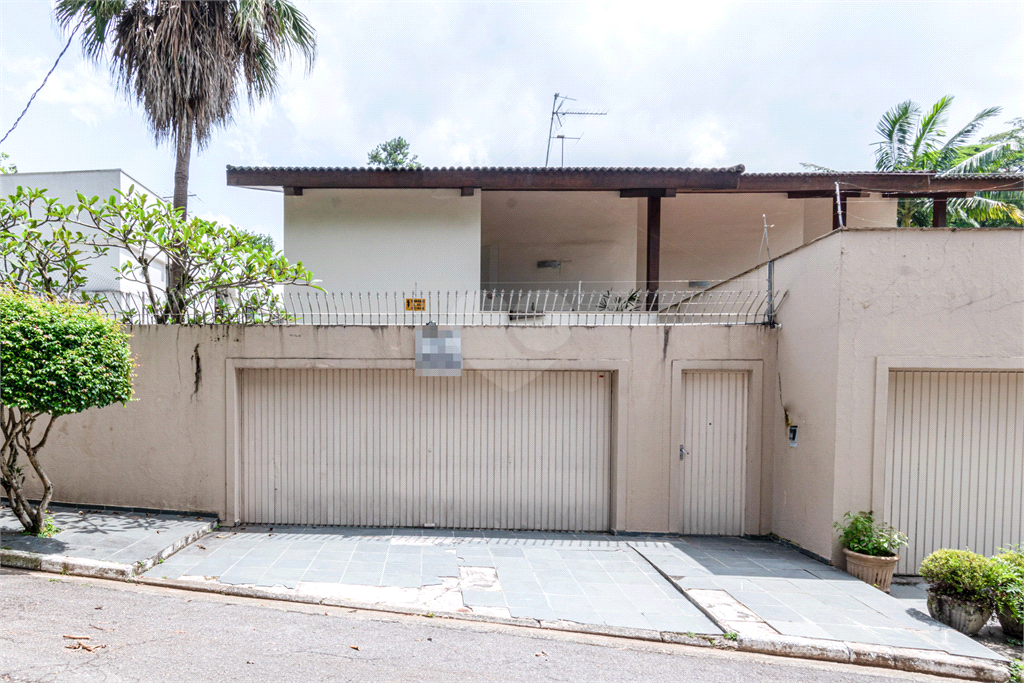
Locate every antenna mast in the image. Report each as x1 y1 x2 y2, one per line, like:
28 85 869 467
544 93 607 167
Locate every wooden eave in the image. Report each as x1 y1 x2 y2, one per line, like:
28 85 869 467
226 166 1023 196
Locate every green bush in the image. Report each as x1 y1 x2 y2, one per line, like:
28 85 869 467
0 289 134 534
994 547 1024 623
0 289 133 414
834 511 908 557
918 549 1017 607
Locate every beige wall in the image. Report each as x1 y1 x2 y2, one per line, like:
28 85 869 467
38 323 776 535
659 193 809 283
478 191 861 291
845 194 898 228
481 191 640 290
764 227 1024 563
284 188 481 293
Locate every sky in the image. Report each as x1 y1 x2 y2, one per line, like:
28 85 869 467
1 0 1022 246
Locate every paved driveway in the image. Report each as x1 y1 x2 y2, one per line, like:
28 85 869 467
148 527 719 634
148 527 1004 663
630 536 1003 661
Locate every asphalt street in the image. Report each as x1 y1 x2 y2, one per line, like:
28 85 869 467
0 568 952 683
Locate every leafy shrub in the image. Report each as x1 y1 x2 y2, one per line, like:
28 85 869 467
834 511 908 557
919 549 1017 607
994 547 1024 622
0 289 134 534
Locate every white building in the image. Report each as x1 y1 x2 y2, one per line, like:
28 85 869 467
1 168 168 296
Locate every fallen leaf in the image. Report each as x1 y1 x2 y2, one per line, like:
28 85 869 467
349 646 359 651
197 545 206 550
94 606 103 610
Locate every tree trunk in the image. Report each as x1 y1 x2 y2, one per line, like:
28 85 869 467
0 407 57 536
167 118 193 322
173 120 193 217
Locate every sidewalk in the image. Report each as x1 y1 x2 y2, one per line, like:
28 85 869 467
0 504 214 578
4 511 1012 681
148 526 719 635
630 536 1005 661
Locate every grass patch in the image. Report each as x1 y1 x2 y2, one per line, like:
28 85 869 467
20 515 61 538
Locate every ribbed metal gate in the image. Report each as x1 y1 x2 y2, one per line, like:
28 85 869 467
884 371 1024 575
239 369 612 530
677 371 749 535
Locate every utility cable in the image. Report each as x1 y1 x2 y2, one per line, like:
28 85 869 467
0 21 82 148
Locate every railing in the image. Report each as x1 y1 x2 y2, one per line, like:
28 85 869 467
95 282 773 326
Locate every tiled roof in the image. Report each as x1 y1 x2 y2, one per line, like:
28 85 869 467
226 165 747 174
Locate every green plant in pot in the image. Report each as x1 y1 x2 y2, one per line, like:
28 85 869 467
835 511 908 593
919 549 1011 636
993 546 1024 639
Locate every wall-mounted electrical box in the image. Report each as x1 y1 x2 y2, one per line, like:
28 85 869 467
788 425 799 447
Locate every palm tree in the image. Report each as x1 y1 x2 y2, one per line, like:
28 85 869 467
805 96 1022 226
55 0 316 218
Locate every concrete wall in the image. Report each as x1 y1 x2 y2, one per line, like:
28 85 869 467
284 188 481 293
765 227 1024 563
36 323 777 535
1 169 166 294
659 193 810 283
481 191 640 290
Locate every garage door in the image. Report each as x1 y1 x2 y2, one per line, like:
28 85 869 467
239 369 612 530
884 370 1024 575
676 371 748 535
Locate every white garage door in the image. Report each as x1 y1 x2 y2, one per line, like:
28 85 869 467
884 370 1024 575
676 371 749 535
239 369 612 530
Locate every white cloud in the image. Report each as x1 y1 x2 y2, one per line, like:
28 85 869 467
5 57 120 127
686 116 731 167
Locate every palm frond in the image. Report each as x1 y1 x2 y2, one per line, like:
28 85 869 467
936 106 1002 168
950 195 1024 225
939 139 1023 174
799 163 837 173
910 95 953 162
873 100 919 171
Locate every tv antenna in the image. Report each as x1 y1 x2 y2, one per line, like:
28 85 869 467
553 133 582 168
544 93 606 167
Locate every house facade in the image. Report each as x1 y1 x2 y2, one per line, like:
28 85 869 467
0 168 168 296
28 165 1023 574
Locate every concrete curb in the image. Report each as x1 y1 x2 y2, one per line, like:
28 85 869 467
0 519 216 580
1 548 135 580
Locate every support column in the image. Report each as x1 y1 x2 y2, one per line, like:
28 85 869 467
646 196 661 310
832 193 848 230
932 196 948 227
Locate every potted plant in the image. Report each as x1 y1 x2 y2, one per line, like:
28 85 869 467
834 511 908 593
993 547 1024 639
919 549 1006 636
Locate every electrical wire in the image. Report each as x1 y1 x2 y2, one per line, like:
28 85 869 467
0 21 82 148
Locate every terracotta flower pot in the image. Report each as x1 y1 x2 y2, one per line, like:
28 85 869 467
926 592 992 636
843 548 900 593
997 608 1023 639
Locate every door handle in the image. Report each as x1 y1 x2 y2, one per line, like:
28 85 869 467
679 445 689 460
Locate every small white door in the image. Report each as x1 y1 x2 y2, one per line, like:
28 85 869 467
676 371 749 535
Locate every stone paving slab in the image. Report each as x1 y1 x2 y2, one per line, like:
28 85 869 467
630 536 1005 662
1 505 213 566
147 526 720 635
